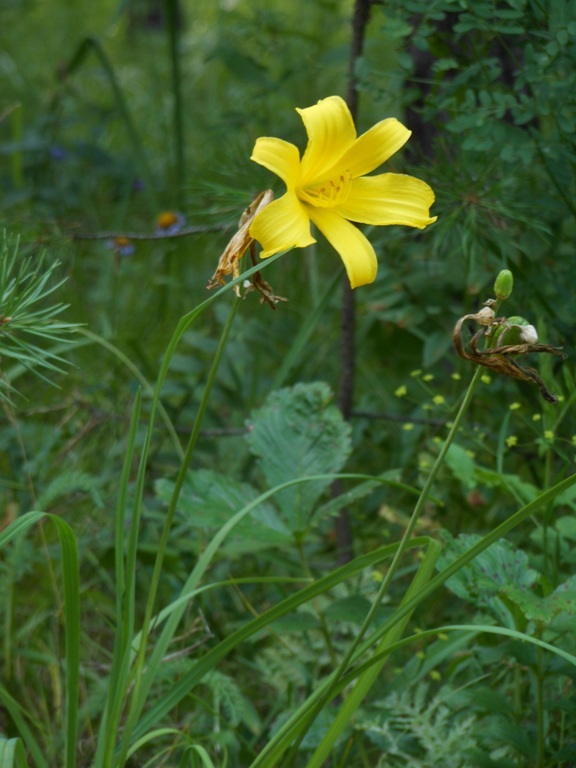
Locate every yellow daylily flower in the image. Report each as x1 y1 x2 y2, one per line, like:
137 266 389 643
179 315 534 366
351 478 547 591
249 95 437 289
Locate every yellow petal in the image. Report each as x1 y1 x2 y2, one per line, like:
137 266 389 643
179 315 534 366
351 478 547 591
333 118 411 178
297 96 357 185
308 207 377 288
337 174 437 228
251 138 301 189
250 191 316 258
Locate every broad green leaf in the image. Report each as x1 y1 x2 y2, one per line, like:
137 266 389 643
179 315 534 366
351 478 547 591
457 685 514 715
245 382 352 533
438 532 538 605
556 515 576 541
155 470 291 551
439 533 576 625
503 575 576 623
445 443 477 490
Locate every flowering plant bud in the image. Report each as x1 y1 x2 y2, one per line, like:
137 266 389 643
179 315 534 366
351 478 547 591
494 269 513 300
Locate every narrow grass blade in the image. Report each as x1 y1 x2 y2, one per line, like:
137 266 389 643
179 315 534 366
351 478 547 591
0 737 30 768
0 513 80 768
247 472 576 767
92 390 142 768
130 534 433 744
337 623 576 688
131 471 412 734
0 691 47 768
304 538 442 767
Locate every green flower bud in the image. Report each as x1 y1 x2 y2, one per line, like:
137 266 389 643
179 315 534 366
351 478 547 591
494 269 513 300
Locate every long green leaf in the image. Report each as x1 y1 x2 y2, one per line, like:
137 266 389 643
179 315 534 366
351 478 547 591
248 471 576 766
100 253 288 767
130 471 414 739
92 390 143 768
350 624 576 675
130 536 435 744
354 471 576 662
304 539 442 767
0 691 47 768
0 512 80 768
0 738 30 768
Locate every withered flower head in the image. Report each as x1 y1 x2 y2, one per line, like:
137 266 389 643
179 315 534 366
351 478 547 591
207 190 286 308
453 304 566 404
208 190 274 290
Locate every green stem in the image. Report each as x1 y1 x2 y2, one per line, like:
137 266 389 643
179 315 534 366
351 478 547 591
286 366 484 762
166 0 185 193
536 629 545 768
96 252 285 767
344 366 483 671
542 443 552 578
117 297 240 764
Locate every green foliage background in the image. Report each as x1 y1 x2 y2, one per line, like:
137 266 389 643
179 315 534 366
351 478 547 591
1 0 576 766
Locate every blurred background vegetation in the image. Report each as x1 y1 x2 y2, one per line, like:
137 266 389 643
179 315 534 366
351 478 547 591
1 0 576 765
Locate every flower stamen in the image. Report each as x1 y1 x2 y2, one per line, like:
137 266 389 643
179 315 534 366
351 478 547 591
299 171 352 208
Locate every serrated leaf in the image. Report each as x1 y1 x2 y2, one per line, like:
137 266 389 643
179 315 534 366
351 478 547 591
502 587 555 623
245 382 352 533
486 717 535 757
438 533 538 607
503 576 576 623
440 534 576 625
155 470 291 551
